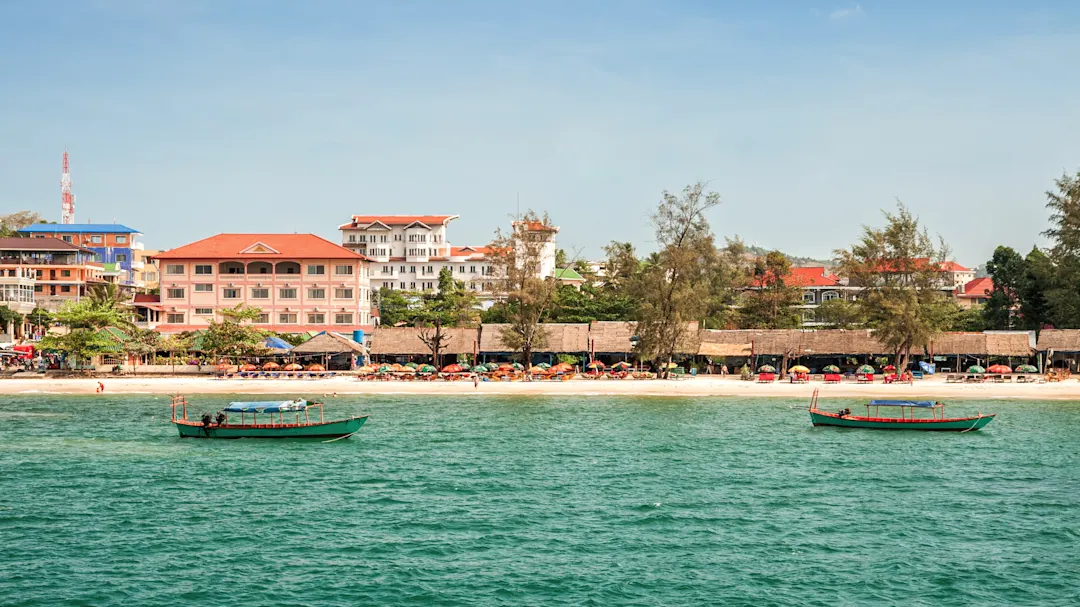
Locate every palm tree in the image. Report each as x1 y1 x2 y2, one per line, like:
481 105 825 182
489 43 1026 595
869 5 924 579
87 283 134 329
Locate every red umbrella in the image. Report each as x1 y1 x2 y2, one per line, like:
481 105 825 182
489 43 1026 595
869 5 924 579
987 364 1012 374
240 364 257 371
883 364 897 371
442 363 463 373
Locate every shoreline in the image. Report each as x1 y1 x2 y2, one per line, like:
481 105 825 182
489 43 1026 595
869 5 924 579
4 376 1080 399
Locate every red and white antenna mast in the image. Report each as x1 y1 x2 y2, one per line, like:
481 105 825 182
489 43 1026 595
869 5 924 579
61 151 75 224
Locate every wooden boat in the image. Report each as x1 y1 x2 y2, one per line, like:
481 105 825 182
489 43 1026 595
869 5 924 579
171 395 368 439
808 389 994 431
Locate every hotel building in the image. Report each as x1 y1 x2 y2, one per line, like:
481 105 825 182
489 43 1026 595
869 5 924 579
338 215 558 297
19 223 145 289
151 234 372 334
0 237 105 313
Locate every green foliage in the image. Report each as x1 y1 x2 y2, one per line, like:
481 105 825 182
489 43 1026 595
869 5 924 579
200 304 269 361
556 353 580 366
27 308 52 327
737 250 802 329
1019 247 1053 329
0 211 45 237
376 287 415 327
945 305 987 332
982 246 1024 330
52 299 129 331
544 283 636 323
835 203 953 370
0 307 22 332
39 330 115 369
275 332 309 346
121 328 161 371
632 182 720 376
814 297 866 329
413 268 481 364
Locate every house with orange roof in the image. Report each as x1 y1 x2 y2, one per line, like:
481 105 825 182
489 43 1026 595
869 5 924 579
956 277 994 309
338 214 558 303
151 234 372 334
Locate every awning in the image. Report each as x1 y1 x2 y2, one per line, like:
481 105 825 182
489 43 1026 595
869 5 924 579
224 399 308 413
868 400 935 408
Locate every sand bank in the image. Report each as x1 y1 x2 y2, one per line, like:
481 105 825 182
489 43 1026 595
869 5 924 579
2 375 1079 399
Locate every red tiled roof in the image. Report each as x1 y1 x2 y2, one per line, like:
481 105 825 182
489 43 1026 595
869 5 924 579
751 267 840 288
133 293 160 303
513 220 559 232
958 277 994 299
153 234 364 260
940 261 971 272
339 215 458 229
0 236 92 253
450 246 492 258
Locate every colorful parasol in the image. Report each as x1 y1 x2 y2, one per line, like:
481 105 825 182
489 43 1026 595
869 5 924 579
822 365 840 373
757 365 776 373
790 365 810 374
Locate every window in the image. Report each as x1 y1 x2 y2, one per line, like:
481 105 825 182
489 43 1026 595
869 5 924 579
195 308 213 315
279 288 297 299
194 265 213 275
194 283 213 292
166 288 185 299
167 313 184 323
61 285 71 293
334 313 353 324
61 270 71 277
380 235 387 243
144 272 158 282
307 265 325 275
410 282 416 290
399 282 405 290
409 266 416 274
381 267 393 275
61 235 73 243
470 265 476 273
255 313 270 324
308 288 326 299
348 234 356 243
279 313 298 324
399 265 406 273
802 292 816 303
223 288 240 299
116 254 127 262
90 235 103 244
251 288 269 299
802 310 815 323
308 313 325 324
458 266 464 273
165 264 185 275
116 235 127 244
334 288 353 299
822 291 840 302
34 285 42 292
334 265 354 275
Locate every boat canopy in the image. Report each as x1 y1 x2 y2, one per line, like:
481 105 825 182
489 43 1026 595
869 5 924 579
224 399 308 413
868 399 936 408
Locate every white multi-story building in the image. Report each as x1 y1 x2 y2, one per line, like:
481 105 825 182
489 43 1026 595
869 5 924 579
338 215 559 298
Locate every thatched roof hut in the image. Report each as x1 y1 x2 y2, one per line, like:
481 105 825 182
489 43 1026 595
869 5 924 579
369 327 478 355
480 323 590 353
929 332 1033 357
289 332 366 355
589 321 637 354
695 329 885 356
1036 329 1080 353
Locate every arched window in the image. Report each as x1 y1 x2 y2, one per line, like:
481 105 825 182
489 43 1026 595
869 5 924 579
219 261 245 275
248 261 272 275
275 261 301 275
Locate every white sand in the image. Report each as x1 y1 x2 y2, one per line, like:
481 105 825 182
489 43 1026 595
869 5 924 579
2 375 1078 399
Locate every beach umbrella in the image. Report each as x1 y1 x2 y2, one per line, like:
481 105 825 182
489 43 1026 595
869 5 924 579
262 361 280 371
498 364 514 371
442 363 463 373
967 365 986 374
538 362 551 370
418 364 437 374
511 362 524 370
284 363 303 371
216 363 231 372
528 365 547 374
987 364 1012 374
883 364 897 371
377 364 393 373
458 363 471 371
586 362 604 371
856 364 875 374
240 364 258 371
390 363 407 372
612 361 631 370
404 362 418 369
552 362 573 373
757 364 776 373
1016 364 1038 373
662 362 679 369
822 365 840 373
790 365 810 374
356 366 375 374
306 363 326 371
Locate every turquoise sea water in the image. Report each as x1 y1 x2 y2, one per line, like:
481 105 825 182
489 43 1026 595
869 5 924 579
1 395 1078 606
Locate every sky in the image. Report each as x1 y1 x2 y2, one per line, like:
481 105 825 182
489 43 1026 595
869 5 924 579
2 0 1079 266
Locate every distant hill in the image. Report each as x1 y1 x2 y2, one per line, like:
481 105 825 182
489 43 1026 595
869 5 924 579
745 245 835 268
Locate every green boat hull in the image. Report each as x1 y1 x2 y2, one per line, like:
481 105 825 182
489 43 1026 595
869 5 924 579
175 416 367 439
810 410 994 431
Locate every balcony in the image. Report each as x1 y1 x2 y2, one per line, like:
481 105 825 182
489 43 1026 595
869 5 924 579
130 242 145 251
131 260 145 270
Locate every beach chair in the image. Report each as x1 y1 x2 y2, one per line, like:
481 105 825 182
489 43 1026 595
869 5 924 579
911 371 924 380
757 372 775 382
824 373 841 384
857 373 873 384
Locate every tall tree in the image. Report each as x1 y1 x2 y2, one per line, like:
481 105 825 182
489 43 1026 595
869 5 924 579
982 246 1025 329
601 241 640 292
376 287 414 327
413 268 480 366
835 204 953 373
121 327 161 375
632 182 720 377
738 250 802 329
814 298 866 329
488 210 559 365
38 299 130 370
1019 247 1054 329
1042 169 1080 327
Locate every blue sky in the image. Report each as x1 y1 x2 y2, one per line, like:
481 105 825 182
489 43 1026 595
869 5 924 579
2 0 1079 265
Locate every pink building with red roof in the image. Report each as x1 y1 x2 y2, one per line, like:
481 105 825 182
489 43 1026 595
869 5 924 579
150 234 372 334
957 277 994 309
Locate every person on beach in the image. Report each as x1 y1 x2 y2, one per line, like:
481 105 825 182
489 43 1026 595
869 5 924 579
96 381 105 393
473 374 479 389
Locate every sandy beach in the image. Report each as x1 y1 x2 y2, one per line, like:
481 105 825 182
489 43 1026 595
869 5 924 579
3 375 1080 399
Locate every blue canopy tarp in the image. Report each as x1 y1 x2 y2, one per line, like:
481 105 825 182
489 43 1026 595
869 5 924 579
868 400 936 408
263 336 293 351
224 399 308 413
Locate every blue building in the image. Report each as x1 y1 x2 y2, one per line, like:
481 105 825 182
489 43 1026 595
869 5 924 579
19 223 144 289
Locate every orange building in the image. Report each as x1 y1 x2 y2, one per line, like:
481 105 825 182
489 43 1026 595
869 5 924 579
0 237 104 312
